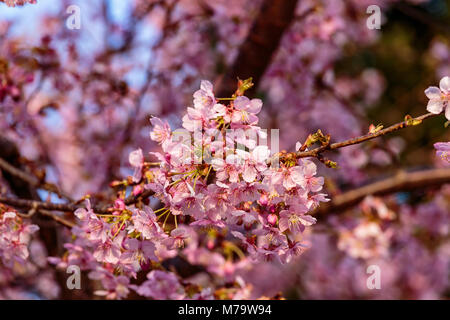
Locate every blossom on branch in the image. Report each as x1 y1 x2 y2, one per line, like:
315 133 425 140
425 76 450 120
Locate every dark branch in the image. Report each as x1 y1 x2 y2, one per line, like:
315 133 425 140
216 0 299 97
314 168 450 217
295 112 439 159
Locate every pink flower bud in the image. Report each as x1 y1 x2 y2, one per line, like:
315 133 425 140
267 214 278 226
207 239 215 250
10 86 20 98
133 185 144 196
259 194 269 206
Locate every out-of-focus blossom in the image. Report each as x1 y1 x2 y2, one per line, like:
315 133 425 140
434 142 450 163
129 148 144 183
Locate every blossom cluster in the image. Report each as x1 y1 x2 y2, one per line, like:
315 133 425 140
426 76 450 165
434 142 450 164
0 208 60 299
425 76 450 120
287 188 450 299
1 0 448 300
240 189 449 299
142 80 328 264
49 80 328 299
0 210 39 268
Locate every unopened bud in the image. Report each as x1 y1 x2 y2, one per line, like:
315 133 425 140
132 185 144 196
259 194 269 206
267 214 278 226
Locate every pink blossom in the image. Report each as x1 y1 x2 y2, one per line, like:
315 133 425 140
434 142 450 163
90 269 131 300
302 160 324 192
192 288 214 300
229 210 258 227
93 239 121 264
193 80 216 109
73 199 95 221
425 76 450 120
282 241 309 263
211 156 240 183
133 270 185 300
162 227 190 249
270 166 307 190
132 185 144 196
241 146 270 183
150 117 172 147
182 81 218 131
278 210 317 234
120 238 157 272
131 207 165 240
231 96 262 125
0 211 39 266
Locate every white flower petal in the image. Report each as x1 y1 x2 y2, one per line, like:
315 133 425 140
252 145 270 163
234 96 249 111
242 165 257 183
248 99 263 114
424 86 441 100
445 105 450 121
129 148 143 167
439 76 450 94
426 100 444 114
4 212 16 219
216 181 229 188
298 215 317 226
200 80 213 93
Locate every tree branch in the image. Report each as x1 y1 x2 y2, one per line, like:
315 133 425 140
0 136 81 298
0 136 38 199
0 109 443 225
0 157 73 202
314 167 450 217
0 196 77 212
0 188 155 223
295 112 439 159
216 0 299 97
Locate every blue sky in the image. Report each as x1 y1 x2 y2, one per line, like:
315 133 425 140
0 0 161 199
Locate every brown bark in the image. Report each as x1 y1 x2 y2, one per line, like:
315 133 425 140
0 136 90 299
314 168 450 217
216 0 299 97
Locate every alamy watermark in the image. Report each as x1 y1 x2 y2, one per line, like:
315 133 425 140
166 125 280 168
366 5 381 30
66 265 81 290
66 5 81 30
366 264 381 290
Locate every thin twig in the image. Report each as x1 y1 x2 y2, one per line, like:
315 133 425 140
0 157 74 202
38 209 76 228
0 197 77 212
294 112 439 159
0 187 156 225
0 110 443 226
0 157 38 186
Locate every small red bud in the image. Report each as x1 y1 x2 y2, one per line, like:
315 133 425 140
267 214 277 226
207 239 215 250
133 185 144 196
259 194 269 206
